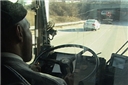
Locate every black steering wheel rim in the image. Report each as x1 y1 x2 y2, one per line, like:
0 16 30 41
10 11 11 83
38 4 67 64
34 44 100 81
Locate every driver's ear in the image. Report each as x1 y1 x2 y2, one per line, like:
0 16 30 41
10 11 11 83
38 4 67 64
15 25 24 42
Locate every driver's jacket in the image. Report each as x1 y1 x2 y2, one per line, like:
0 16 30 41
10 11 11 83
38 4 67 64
1 52 67 85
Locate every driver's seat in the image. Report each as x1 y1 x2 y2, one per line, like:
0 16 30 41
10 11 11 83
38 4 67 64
2 65 31 85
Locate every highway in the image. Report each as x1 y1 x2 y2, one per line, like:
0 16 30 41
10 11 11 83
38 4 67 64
51 21 128 61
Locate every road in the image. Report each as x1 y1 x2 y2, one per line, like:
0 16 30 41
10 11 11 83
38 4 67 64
51 21 128 61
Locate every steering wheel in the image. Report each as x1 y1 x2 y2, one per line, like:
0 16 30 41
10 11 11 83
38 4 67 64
34 44 99 79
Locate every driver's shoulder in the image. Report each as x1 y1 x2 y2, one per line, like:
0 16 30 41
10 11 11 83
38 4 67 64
2 58 67 85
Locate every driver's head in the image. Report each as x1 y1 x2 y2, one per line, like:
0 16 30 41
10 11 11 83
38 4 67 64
1 1 32 62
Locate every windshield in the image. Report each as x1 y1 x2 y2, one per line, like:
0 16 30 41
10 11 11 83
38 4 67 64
10 0 127 58
9 0 128 85
49 1 128 59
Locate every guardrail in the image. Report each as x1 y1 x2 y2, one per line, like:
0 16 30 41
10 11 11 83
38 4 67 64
30 20 85 30
55 21 85 27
